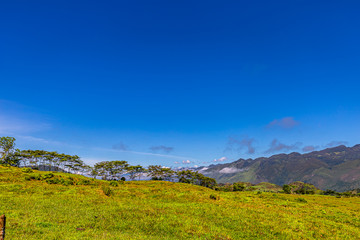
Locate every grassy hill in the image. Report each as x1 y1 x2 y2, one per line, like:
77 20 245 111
1 166 360 239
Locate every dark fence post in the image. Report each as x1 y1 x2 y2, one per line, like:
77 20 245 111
0 215 5 240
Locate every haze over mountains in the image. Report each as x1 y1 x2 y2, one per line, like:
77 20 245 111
199 145 360 192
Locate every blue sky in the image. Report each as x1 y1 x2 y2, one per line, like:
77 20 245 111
1 1 360 167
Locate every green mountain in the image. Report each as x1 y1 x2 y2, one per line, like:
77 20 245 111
200 145 360 191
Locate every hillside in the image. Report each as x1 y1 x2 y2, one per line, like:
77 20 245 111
1 166 360 239
200 145 360 191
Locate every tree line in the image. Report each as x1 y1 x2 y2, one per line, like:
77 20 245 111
0 136 216 188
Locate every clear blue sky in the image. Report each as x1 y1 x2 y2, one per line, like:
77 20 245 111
1 0 360 167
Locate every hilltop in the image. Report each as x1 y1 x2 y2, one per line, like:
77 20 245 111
1 166 360 239
200 145 360 191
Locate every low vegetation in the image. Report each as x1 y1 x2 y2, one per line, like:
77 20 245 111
2 136 360 238
1 166 360 239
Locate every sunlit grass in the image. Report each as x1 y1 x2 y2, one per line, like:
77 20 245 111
1 166 360 239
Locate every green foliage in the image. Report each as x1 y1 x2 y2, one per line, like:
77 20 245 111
126 165 145 180
283 184 291 194
233 182 246 191
77 179 92 185
30 174 43 180
42 173 54 179
46 178 60 184
109 180 119 187
148 165 174 181
61 179 74 186
296 197 308 203
0 136 16 165
21 167 33 173
209 194 219 200
101 185 112 196
93 160 129 180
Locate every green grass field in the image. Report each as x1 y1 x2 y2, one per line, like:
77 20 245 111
1 166 360 239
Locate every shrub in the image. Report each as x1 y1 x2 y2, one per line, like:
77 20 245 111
323 189 337 196
60 178 74 186
210 194 219 200
233 183 246 192
283 184 291 194
30 174 42 180
46 178 60 184
43 173 54 179
22 167 33 173
24 175 31 181
102 186 112 196
77 179 91 185
296 197 308 203
109 181 119 187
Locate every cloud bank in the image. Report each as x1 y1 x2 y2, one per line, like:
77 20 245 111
226 136 256 154
112 142 129 151
325 141 348 148
213 157 227 162
149 145 174 153
265 139 301 154
267 117 299 129
219 167 242 174
302 145 318 152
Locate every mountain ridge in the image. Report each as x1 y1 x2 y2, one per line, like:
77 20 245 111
200 144 360 191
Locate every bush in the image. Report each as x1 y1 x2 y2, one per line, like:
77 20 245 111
30 174 42 180
46 178 60 184
102 186 112 196
210 194 219 200
24 175 31 181
43 173 54 179
296 197 308 203
109 181 119 187
283 184 291 194
22 167 33 173
323 189 337 196
60 178 74 186
233 183 246 192
77 179 91 185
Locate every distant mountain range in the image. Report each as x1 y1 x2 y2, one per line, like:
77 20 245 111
199 145 360 191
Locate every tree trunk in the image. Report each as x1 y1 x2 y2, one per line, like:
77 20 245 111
0 215 6 240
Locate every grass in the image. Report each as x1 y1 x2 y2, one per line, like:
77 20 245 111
1 166 360 239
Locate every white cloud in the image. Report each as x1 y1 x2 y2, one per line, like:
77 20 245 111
198 167 209 173
213 157 227 162
219 167 241 174
182 160 191 164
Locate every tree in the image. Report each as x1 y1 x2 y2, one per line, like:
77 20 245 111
176 170 217 188
110 161 129 180
0 136 16 165
126 165 145 180
176 170 196 184
93 160 129 180
147 165 174 180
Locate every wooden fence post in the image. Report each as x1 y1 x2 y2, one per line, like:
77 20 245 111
0 215 5 240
